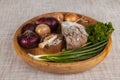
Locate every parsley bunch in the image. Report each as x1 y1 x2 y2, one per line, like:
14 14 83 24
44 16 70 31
86 22 114 43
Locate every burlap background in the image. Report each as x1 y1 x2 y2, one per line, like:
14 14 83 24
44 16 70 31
0 0 120 80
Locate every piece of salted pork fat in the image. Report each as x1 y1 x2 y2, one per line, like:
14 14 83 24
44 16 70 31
61 21 88 49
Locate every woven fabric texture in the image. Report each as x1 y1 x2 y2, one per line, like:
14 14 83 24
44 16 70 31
0 0 120 80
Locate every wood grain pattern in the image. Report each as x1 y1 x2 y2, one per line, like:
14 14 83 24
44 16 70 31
13 12 112 74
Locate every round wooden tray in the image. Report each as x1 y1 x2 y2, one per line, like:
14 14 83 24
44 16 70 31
13 12 112 74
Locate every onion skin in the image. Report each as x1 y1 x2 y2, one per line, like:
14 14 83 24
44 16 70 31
18 30 40 49
36 17 60 33
65 13 79 22
22 23 37 33
35 24 51 38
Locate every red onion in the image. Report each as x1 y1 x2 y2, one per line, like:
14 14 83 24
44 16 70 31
22 23 37 33
18 30 40 49
36 17 60 32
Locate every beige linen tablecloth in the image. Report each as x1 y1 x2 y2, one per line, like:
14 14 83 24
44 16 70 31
0 0 120 80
